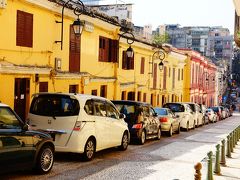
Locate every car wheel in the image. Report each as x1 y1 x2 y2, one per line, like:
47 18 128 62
119 131 129 151
186 122 189 131
168 125 173 137
35 145 54 174
176 124 181 134
83 138 95 161
156 128 161 140
139 130 146 145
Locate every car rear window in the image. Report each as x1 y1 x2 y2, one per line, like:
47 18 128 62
114 104 139 123
163 103 185 112
154 108 168 115
211 107 219 112
30 95 80 116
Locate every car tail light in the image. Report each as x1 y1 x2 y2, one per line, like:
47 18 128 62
160 117 168 122
73 121 86 131
132 123 142 129
208 113 211 115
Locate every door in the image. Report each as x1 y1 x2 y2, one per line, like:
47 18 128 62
105 102 123 146
14 78 30 121
93 100 111 150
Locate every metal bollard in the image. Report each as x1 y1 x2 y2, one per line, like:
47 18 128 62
220 139 226 166
194 162 202 180
235 130 238 145
207 151 213 180
214 144 221 175
230 133 234 152
226 135 231 158
232 131 235 148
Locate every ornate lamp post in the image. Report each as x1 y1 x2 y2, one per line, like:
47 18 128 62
119 31 135 58
55 0 85 50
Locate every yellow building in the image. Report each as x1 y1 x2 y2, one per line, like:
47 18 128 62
0 0 187 120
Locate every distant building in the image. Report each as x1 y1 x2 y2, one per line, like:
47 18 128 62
90 4 133 22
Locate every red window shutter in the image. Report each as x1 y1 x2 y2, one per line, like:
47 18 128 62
99 37 104 62
130 54 134 69
153 63 157 89
104 38 109 62
69 25 80 72
122 51 127 69
163 66 167 90
140 57 145 74
16 10 33 47
109 40 119 63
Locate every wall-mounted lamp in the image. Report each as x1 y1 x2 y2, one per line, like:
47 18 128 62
119 30 135 58
149 50 166 76
55 0 85 50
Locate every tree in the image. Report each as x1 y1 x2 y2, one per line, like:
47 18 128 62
152 33 170 47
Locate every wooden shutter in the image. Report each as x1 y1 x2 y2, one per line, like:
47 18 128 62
143 93 147 102
140 57 145 74
172 68 175 89
69 25 80 72
122 51 127 69
99 37 104 62
163 66 167 90
130 54 134 69
153 63 157 89
39 82 48 92
109 39 119 63
16 10 33 47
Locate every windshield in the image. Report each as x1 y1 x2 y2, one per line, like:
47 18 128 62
163 103 185 112
0 107 21 129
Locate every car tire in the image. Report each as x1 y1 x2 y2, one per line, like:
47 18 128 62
83 138 95 161
176 124 181 134
168 126 173 137
156 128 161 140
139 130 146 145
35 145 54 174
119 131 129 151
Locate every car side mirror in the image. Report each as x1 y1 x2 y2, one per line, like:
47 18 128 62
154 112 158 117
119 113 126 119
175 115 180 118
22 124 29 131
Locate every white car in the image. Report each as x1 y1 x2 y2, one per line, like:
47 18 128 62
28 93 130 161
163 103 195 131
185 103 204 127
206 108 218 123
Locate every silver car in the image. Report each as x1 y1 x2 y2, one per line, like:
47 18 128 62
154 107 181 136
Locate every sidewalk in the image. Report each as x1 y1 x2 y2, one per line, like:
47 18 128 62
141 111 240 180
213 144 240 180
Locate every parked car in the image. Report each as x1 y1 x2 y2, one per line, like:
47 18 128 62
112 100 161 145
0 103 54 174
184 103 204 127
211 106 222 120
28 93 129 161
198 104 208 124
219 106 227 119
154 107 181 136
163 103 195 131
206 108 218 123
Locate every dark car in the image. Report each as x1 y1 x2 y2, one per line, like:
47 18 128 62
112 100 161 145
0 103 54 174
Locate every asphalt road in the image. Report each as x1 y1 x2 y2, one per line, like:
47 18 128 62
2 112 240 180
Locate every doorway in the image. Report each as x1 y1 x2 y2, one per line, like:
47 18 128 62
14 78 30 121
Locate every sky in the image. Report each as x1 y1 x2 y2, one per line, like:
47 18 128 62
101 0 235 34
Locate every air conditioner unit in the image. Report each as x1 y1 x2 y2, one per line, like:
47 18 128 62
0 0 7 9
55 58 61 70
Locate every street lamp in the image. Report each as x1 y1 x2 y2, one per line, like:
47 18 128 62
55 0 85 50
149 50 166 76
119 31 135 58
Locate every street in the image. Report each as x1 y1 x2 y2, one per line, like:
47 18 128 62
2 112 240 180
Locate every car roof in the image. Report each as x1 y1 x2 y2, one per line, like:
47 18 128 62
0 103 9 107
111 100 151 106
32 92 108 101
